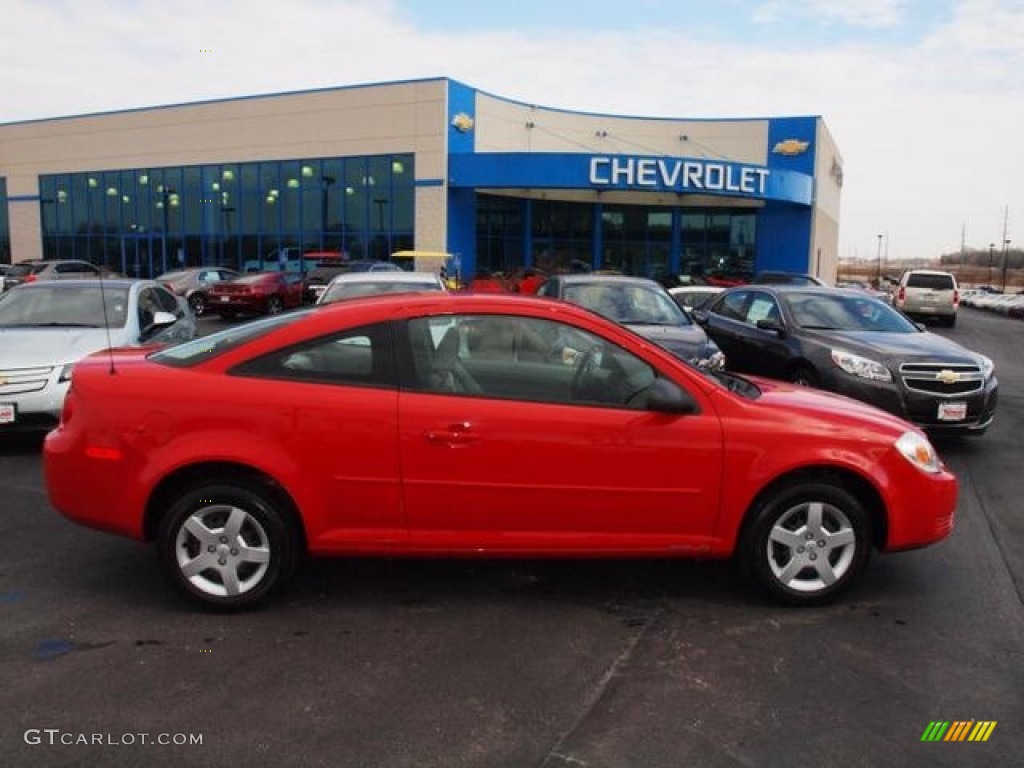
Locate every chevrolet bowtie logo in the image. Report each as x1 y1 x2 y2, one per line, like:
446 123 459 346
937 369 960 384
0 377 7 386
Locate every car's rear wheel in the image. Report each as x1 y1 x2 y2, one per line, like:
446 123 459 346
157 483 299 609
187 292 206 316
266 295 284 315
741 481 870 605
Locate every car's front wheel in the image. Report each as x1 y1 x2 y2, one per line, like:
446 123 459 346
157 482 300 609
266 295 284 315
740 481 871 605
187 292 206 317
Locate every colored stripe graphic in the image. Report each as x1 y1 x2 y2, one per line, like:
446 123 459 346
969 722 997 742
922 721 996 742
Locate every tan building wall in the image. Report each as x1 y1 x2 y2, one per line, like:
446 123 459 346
0 79 451 261
474 92 769 164
811 118 844 283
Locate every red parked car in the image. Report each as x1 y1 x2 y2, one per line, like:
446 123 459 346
44 294 957 609
207 271 304 318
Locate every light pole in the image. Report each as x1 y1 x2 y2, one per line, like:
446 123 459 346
1001 238 1012 293
988 243 995 286
876 234 883 286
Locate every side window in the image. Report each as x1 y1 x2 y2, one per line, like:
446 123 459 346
153 286 180 314
712 290 750 321
745 292 781 325
231 322 397 389
403 314 657 408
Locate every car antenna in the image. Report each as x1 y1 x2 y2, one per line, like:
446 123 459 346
97 266 117 375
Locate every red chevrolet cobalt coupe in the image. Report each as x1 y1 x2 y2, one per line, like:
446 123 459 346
44 294 957 609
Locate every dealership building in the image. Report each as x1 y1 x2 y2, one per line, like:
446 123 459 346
0 77 843 283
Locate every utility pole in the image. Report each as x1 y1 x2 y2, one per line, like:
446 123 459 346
1000 206 1011 293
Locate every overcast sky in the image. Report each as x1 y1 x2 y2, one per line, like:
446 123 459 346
3 0 1022 262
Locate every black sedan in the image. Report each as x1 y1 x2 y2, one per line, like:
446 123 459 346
693 285 997 435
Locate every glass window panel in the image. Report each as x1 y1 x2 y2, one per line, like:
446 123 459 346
182 166 202 235
344 157 369 245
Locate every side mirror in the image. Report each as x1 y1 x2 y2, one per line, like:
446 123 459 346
756 318 785 336
691 309 709 326
646 377 698 414
143 310 178 338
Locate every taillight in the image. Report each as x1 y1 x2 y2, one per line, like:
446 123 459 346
23 274 37 283
897 286 905 302
953 289 960 306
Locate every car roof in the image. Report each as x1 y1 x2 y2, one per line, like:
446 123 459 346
11 277 143 289
327 271 441 284
901 268 955 276
550 274 662 287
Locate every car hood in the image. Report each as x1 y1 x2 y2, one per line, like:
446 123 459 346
750 375 915 434
626 322 713 358
805 329 983 364
0 327 131 367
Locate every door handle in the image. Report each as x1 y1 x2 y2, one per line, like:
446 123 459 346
424 422 479 446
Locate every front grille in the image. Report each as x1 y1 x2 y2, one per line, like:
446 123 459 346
899 362 983 397
0 366 54 396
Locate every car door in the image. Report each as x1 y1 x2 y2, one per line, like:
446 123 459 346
706 290 790 378
232 321 405 549
396 312 724 553
730 290 792 379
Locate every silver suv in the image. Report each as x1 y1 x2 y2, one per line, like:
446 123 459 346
893 269 959 327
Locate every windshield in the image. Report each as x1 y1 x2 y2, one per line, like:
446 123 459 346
565 283 691 326
0 285 130 328
785 292 919 332
150 309 313 367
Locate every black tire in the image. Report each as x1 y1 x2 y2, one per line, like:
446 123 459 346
945 314 957 328
187 292 206 317
789 365 819 387
740 481 871 606
266 295 284 315
157 482 299 609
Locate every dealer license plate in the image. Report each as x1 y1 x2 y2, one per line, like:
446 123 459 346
0 403 15 424
937 401 967 421
220 296 230 302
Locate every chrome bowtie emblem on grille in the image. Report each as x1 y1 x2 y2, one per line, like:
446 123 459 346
936 369 960 384
0 377 7 386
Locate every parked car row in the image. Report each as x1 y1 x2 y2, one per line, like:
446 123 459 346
961 288 1024 318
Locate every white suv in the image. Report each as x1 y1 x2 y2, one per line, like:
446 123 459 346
893 269 959 327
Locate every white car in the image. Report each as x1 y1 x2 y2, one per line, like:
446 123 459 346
0 279 196 431
316 270 446 306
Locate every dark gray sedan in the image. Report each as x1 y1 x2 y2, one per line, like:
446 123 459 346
694 285 997 435
537 274 725 369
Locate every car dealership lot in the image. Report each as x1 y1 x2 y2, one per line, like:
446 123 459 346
1 308 1022 767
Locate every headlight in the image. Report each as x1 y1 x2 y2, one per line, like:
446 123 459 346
830 349 892 382
895 431 942 474
58 364 75 383
980 354 995 380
